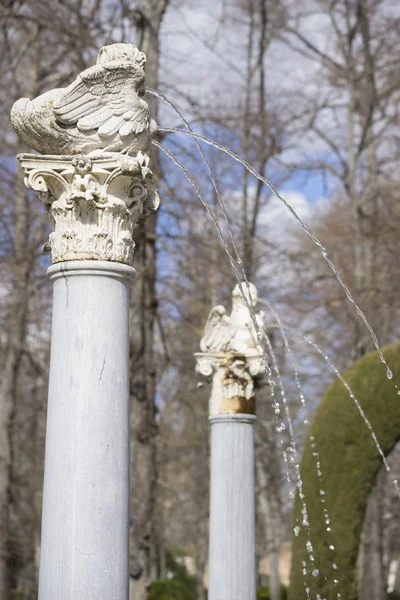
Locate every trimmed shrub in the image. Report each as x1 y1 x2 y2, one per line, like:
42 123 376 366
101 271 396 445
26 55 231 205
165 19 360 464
289 344 400 600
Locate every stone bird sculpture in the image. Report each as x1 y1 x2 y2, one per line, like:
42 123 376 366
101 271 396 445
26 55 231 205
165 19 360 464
199 283 265 355
11 43 157 156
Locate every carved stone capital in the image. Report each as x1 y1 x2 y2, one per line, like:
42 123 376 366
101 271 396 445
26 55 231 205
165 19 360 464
195 352 265 416
19 152 159 265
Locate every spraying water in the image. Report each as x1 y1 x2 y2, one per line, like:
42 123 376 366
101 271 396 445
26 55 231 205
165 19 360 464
269 324 400 499
149 89 269 376
155 132 400 492
153 140 272 379
259 298 342 593
154 119 394 382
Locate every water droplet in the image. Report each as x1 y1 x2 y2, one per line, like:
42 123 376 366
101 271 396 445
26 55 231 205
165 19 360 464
327 527 331 531
387 368 393 380
302 560 306 567
294 526 300 537
332 563 338 570
329 544 335 550
302 568 307 576
334 579 339 584
312 569 319 577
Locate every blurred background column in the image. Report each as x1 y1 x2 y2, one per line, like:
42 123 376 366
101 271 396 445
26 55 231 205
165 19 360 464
195 283 266 600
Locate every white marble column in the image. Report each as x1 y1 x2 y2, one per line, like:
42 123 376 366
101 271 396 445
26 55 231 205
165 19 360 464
195 283 266 600
16 149 159 600
11 43 159 599
208 413 257 600
39 260 134 600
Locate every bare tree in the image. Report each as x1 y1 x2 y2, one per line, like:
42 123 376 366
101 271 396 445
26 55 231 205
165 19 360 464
128 3 170 599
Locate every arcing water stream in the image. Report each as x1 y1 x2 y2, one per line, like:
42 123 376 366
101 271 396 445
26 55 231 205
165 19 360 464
151 89 399 597
153 116 395 382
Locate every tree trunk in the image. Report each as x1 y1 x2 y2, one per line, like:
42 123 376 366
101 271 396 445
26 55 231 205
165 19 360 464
129 3 169 599
359 468 387 600
195 539 207 600
255 432 282 600
0 168 31 600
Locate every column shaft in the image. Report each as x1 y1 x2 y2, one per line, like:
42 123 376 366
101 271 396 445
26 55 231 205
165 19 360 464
208 414 257 600
38 261 134 600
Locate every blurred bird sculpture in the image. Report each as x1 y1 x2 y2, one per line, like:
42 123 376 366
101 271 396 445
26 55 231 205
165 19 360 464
11 43 157 156
200 282 265 356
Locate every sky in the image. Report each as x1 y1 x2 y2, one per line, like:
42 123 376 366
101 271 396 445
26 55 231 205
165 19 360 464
157 0 341 214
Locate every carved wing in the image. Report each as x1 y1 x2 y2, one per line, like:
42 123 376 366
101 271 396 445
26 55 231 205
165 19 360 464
53 61 150 140
200 305 235 353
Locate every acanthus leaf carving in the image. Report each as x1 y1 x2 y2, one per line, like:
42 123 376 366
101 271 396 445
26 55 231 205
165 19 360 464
19 152 159 266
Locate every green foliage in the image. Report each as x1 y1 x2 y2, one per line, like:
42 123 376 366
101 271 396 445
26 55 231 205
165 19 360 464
257 584 287 599
148 580 192 600
290 344 400 600
148 551 198 600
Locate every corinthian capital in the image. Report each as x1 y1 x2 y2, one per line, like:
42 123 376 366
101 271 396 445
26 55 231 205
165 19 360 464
195 352 265 416
19 152 159 265
195 282 266 416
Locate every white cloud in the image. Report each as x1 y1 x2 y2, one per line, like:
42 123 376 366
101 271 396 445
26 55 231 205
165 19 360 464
256 190 312 243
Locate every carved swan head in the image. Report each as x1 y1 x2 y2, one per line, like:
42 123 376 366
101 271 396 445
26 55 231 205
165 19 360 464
97 43 146 68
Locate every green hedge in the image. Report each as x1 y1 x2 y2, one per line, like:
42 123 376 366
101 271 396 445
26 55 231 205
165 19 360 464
289 344 400 600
